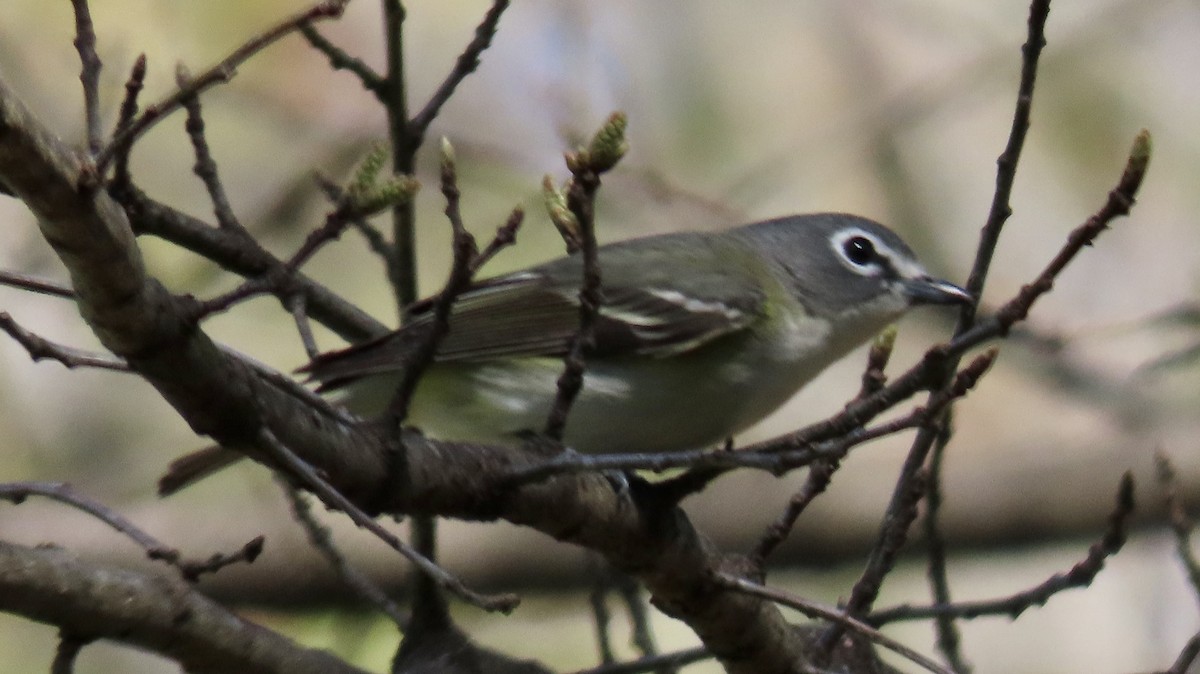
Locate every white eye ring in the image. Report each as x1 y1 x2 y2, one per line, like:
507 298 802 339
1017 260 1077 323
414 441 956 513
831 229 887 275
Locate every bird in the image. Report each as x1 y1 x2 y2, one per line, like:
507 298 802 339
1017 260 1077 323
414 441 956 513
159 212 970 494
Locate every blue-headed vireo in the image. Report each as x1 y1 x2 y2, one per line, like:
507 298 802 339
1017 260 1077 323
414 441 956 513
159 213 969 493
307 212 970 453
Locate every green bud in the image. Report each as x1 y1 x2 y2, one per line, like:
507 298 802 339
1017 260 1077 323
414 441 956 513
440 136 456 174
351 174 420 217
542 175 581 253
585 111 628 172
872 325 898 355
1128 129 1152 175
348 143 389 199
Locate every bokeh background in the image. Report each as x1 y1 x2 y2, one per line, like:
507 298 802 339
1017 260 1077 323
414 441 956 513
2 0 1199 672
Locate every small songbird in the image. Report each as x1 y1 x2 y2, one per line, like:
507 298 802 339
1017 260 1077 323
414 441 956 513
159 213 969 494
308 213 970 451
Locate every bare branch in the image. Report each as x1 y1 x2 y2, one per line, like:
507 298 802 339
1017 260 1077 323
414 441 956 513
542 165 602 442
95 0 350 172
0 312 129 371
1154 451 1200 607
714 572 955 674
923 416 970 673
285 293 322 359
825 2 1057 645
1162 631 1200 674
511 349 996 485
69 0 102 155
408 0 511 142
0 482 262 581
470 205 524 275
178 68 244 233
821 126 1150 654
281 481 407 626
751 459 840 569
51 633 90 674
751 330 902 569
300 24 386 96
870 473 1134 625
837 467 930 620
570 648 710 674
117 187 387 342
256 428 520 614
111 54 146 188
544 112 628 441
0 270 75 299
960 0 1052 313
387 138 480 421
0 540 369 674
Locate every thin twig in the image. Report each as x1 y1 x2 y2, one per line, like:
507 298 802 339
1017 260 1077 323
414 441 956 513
69 0 103 155
111 54 146 188
750 333 900 570
544 168 603 441
869 473 1134 625
115 187 386 342
713 572 956 674
178 68 244 233
177 537 266 582
285 293 322 360
189 193 372 321
408 0 511 142
375 0 514 315
51 633 90 674
589 560 617 665
0 270 75 299
1162 631 1200 674
751 459 840 570
95 0 350 172
190 276 277 320
827 3 1055 647
0 481 262 582
280 481 406 626
569 648 710 674
0 481 168 558
617 575 670 673
387 141 478 421
300 24 386 95
963 0 1052 313
469 206 524 275
225 344 355 422
1154 451 1200 608
254 428 520 613
923 415 970 673
314 173 399 271
511 349 996 486
0 312 129 371
822 125 1149 658
837 466 930 619
382 0 417 313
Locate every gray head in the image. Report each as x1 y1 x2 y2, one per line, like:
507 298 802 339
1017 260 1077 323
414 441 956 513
737 213 972 324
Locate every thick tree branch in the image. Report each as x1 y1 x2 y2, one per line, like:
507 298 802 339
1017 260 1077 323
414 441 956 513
0 541 368 674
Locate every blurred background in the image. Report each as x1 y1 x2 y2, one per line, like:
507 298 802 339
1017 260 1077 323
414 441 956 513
1 0 1199 671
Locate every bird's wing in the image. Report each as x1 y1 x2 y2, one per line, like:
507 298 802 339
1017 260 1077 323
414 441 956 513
303 234 766 389
426 271 761 361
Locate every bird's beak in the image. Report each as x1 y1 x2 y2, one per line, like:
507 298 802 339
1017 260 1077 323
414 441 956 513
901 276 974 306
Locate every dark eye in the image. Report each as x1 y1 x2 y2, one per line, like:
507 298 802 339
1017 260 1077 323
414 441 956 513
842 236 876 266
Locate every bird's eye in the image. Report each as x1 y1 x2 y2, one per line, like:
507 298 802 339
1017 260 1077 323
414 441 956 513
842 235 877 266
